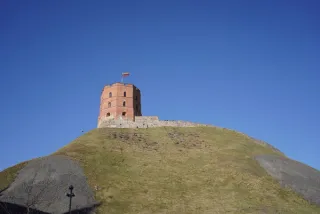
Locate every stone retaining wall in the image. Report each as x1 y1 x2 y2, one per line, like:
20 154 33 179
97 116 212 128
135 116 159 123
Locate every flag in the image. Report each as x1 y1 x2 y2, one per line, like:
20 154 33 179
122 72 130 77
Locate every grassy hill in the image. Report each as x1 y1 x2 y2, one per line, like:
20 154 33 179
1 126 319 213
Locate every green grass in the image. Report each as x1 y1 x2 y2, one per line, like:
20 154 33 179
0 161 27 191
1 126 319 213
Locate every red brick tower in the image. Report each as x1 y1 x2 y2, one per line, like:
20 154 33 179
98 82 142 125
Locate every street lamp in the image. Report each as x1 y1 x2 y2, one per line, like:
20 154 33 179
66 185 75 214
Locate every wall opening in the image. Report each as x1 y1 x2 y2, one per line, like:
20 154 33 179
123 101 126 107
124 91 126 97
108 102 111 108
122 112 126 116
106 112 111 117
109 92 112 98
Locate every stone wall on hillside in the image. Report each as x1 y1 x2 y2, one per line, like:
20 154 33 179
97 116 213 128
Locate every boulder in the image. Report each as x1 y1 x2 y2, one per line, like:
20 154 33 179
0 155 98 213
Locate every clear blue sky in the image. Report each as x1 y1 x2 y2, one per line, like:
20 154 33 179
1 0 319 171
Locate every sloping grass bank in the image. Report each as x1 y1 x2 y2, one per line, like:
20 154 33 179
1 126 319 213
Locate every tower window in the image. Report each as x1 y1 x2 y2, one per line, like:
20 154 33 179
124 91 126 97
135 96 138 100
106 112 110 117
123 101 126 107
122 112 126 116
108 102 111 108
109 92 112 98
136 104 138 109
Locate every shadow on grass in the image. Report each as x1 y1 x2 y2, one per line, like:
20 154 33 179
0 201 49 214
62 203 101 214
0 201 101 214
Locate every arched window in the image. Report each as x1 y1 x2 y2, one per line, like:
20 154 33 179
122 112 126 116
124 91 126 97
123 101 126 107
109 92 112 98
108 102 111 108
106 112 110 117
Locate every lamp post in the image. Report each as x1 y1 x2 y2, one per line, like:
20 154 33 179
66 185 75 214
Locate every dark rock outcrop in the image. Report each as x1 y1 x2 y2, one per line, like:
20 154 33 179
0 155 98 214
255 154 320 206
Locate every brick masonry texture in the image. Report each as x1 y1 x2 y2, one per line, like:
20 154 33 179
98 82 142 122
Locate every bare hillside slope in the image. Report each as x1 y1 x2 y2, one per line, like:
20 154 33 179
1 127 319 213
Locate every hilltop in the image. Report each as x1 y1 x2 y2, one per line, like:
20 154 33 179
1 126 320 213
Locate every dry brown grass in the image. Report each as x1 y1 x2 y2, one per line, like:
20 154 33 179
0 161 27 191
1 126 319 213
